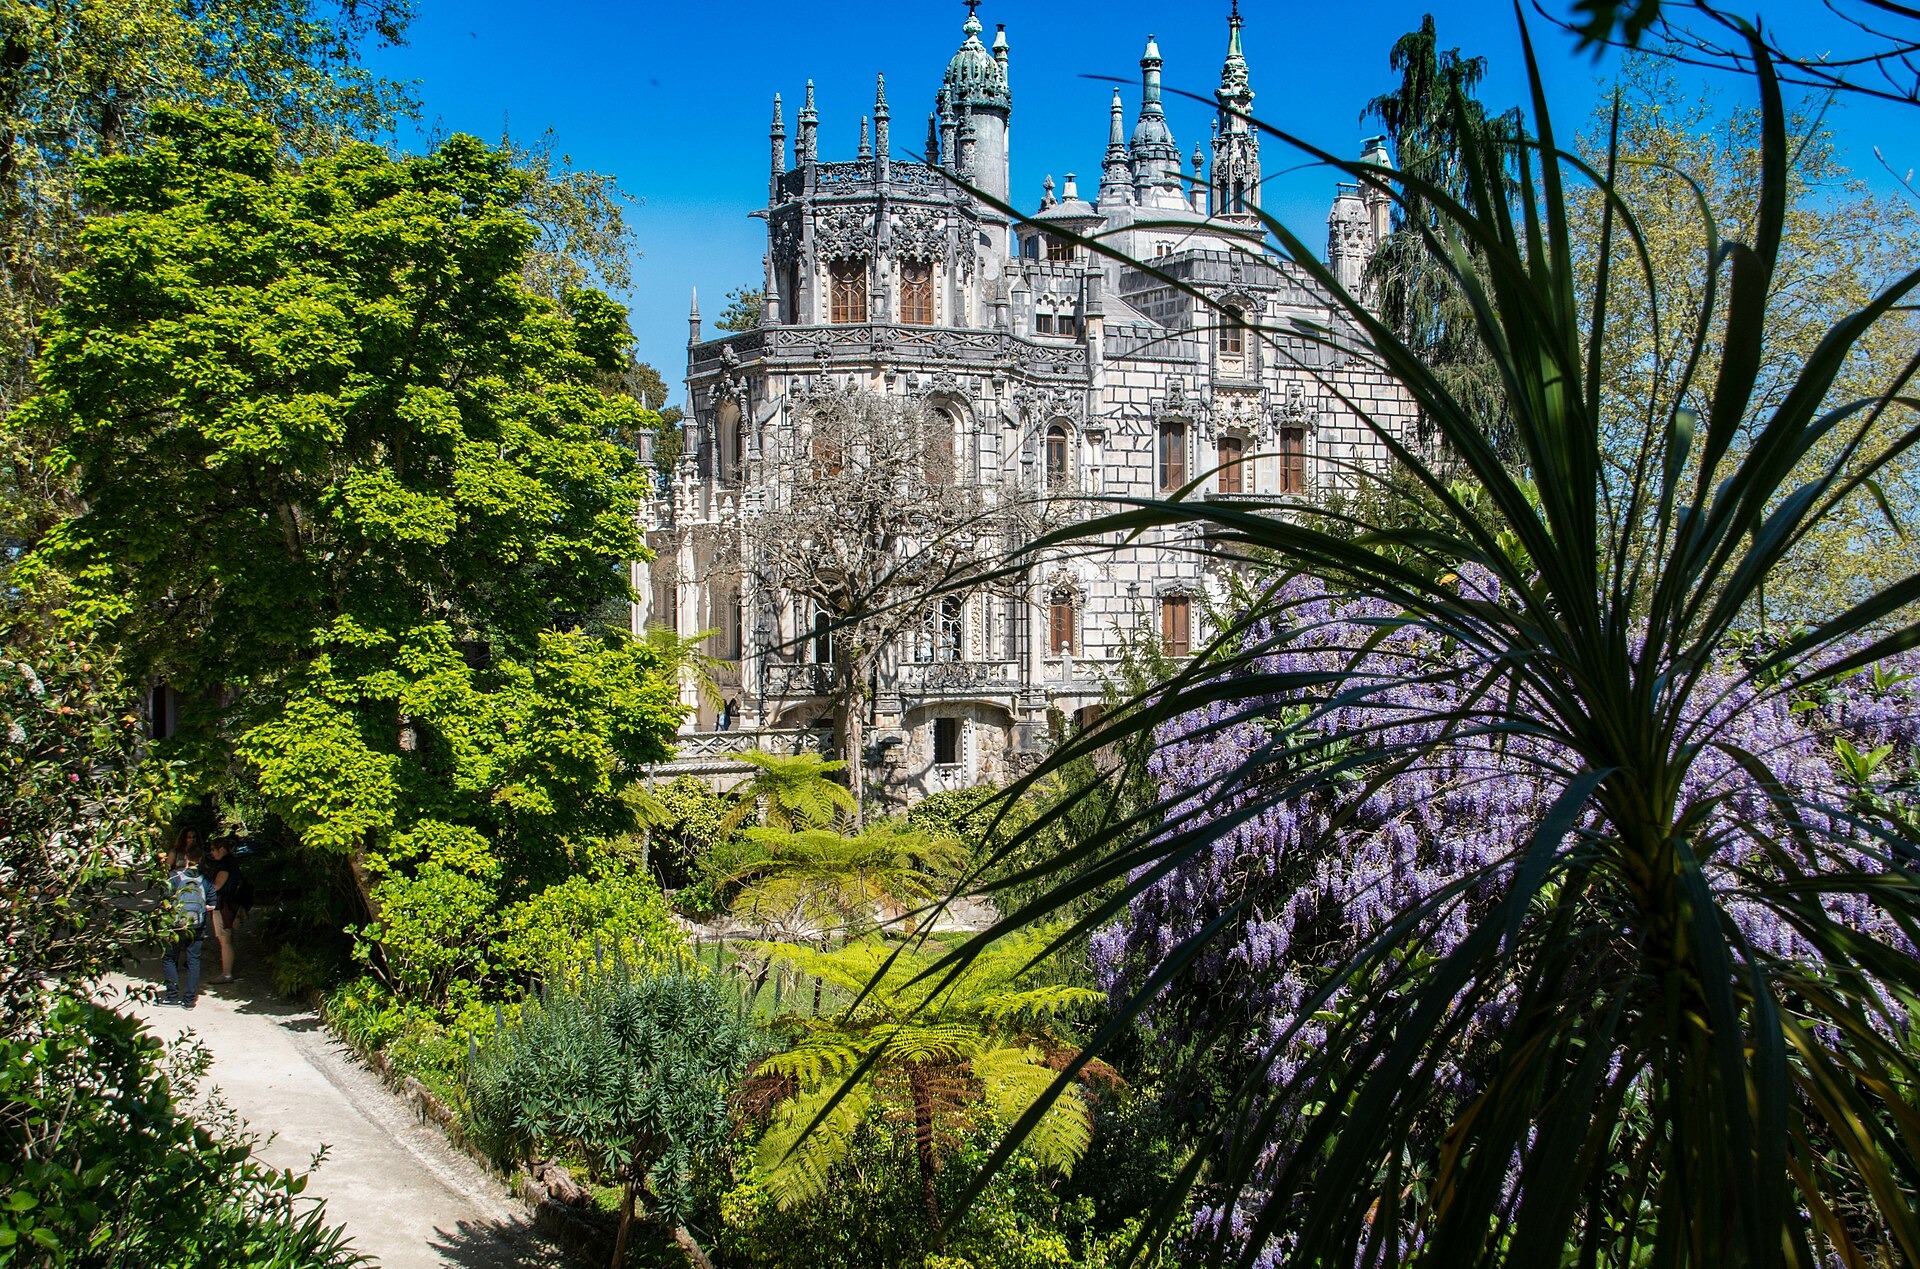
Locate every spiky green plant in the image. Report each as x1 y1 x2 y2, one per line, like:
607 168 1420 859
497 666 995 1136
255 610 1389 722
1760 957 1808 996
468 965 762 1269
930 10 1920 1267
748 933 1103 1250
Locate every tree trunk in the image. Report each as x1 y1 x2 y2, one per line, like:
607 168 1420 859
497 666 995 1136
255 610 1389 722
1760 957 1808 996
909 1067 944 1250
838 643 868 832
671 1224 716 1269
611 1178 636 1269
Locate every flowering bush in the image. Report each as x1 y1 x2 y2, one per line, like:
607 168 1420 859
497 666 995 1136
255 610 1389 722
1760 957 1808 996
1093 573 1920 1258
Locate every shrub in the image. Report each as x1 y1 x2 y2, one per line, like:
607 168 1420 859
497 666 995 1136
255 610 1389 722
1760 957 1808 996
493 865 684 985
717 1123 1171 1269
267 941 349 1002
468 964 763 1268
0 994 362 1267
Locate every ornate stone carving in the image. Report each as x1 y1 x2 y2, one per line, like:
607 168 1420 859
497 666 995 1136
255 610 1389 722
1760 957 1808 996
1270 380 1321 434
771 214 801 269
1014 385 1085 426
891 208 947 261
815 208 875 261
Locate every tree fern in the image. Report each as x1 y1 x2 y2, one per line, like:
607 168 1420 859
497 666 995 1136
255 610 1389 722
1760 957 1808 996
744 934 1101 1243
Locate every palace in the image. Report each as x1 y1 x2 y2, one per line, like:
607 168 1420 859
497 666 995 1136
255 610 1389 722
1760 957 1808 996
643 2 1416 802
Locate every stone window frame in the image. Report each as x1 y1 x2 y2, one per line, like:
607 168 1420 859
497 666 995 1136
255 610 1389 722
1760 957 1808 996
1043 420 1073 493
1215 430 1251 495
1158 416 1189 491
898 258 936 326
1046 584 1081 657
828 258 869 324
1159 592 1193 658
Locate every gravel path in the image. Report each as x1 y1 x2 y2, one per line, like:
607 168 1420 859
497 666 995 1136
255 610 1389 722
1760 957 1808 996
120 951 567 1269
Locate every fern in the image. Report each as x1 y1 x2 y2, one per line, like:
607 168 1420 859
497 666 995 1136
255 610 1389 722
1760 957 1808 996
742 933 1103 1231
756 1078 873 1210
973 1046 1093 1172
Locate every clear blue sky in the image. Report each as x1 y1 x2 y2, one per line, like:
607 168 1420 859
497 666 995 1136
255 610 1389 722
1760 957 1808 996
362 2 1917 404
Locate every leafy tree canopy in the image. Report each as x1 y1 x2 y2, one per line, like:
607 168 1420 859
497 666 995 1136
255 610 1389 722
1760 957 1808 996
7 108 682 945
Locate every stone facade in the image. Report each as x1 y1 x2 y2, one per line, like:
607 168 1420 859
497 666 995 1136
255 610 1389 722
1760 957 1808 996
642 2 1415 801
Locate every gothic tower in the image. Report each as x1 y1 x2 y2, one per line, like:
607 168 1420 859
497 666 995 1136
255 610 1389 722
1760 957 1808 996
941 2 1012 258
1130 35 1184 210
1211 1 1260 228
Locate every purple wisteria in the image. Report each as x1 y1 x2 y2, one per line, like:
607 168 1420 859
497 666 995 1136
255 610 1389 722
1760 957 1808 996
1090 572 1920 1251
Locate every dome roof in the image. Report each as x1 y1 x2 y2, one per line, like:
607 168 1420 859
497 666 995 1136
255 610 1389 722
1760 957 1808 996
944 13 1010 112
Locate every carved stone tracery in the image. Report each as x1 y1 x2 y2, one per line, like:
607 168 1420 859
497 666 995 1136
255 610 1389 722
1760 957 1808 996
815 208 876 261
891 208 948 262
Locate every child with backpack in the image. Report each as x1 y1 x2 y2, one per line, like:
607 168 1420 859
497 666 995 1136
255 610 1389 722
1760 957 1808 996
160 841 213 1008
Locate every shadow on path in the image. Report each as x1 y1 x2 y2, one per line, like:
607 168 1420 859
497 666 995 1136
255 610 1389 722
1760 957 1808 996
122 926 575 1269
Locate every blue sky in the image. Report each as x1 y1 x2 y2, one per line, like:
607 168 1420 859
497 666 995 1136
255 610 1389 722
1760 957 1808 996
363 2 1918 403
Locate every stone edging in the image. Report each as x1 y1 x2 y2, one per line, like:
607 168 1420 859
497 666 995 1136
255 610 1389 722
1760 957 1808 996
348 1034 617 1265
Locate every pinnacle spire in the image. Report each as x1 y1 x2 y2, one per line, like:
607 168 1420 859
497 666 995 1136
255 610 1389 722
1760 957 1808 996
797 79 818 164
858 115 871 160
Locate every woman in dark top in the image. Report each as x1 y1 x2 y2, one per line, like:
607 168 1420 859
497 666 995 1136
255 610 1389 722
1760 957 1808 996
201 837 241 983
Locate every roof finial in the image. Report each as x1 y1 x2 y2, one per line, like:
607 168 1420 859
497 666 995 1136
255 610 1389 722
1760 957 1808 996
858 115 871 160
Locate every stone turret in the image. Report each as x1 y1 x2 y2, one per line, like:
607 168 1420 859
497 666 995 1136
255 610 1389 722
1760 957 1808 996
797 80 818 165
1327 183 1372 294
768 94 785 204
1361 134 1393 244
1211 1 1261 226
1131 35 1183 208
1097 88 1132 210
941 3 1011 255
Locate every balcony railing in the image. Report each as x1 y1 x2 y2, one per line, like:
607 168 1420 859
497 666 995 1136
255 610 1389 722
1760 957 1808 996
763 661 833 698
660 728 835 767
893 659 1017 696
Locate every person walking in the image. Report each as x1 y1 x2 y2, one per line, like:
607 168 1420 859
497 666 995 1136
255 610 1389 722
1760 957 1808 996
202 835 244 983
160 842 211 1007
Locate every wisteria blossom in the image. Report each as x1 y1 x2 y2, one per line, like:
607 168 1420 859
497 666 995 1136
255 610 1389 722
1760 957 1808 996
1091 573 1920 1255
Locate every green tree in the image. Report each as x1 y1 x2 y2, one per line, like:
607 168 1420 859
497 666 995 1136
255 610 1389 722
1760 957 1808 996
468 965 762 1269
1571 55 1920 624
1362 14 1524 456
715 285 764 332
6 108 682 954
749 933 1102 1249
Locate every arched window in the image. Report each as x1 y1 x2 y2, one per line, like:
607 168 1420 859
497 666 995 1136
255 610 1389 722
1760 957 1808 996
828 258 867 323
912 597 963 663
923 409 956 483
1045 425 1070 491
1219 307 1245 355
1159 419 1187 491
811 609 832 665
1278 423 1308 494
1048 591 1076 655
1217 434 1246 494
899 260 935 325
1232 179 1246 214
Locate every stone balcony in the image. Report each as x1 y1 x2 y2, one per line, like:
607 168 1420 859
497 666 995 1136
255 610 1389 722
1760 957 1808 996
646 727 835 779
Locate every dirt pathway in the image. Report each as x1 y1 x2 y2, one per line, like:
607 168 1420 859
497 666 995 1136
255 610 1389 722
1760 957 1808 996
121 953 567 1269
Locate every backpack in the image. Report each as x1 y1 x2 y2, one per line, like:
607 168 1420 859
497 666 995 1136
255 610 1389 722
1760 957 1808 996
171 870 208 933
